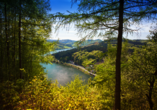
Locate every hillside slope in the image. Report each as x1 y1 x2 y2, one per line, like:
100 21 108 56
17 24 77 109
47 39 102 49
53 39 147 63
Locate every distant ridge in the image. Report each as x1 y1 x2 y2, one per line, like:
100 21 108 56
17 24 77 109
47 39 102 49
47 39 147 50
47 39 101 42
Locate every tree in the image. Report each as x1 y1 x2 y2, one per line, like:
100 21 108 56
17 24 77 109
115 0 124 109
19 0 22 78
0 0 56 109
54 0 157 109
124 41 157 110
0 0 54 82
148 24 157 42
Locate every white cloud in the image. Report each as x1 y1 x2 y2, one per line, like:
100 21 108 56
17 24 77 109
50 21 156 40
67 30 77 33
127 22 156 39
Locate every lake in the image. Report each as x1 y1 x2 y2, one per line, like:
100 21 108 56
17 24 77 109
41 49 93 86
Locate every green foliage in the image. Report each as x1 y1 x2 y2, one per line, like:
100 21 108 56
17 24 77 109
92 40 157 110
120 41 157 110
72 50 103 66
0 0 157 109
147 24 157 42
82 58 95 67
1 76 103 110
0 0 57 109
53 39 146 64
0 80 20 109
0 0 56 82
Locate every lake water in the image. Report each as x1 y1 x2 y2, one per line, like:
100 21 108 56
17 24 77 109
41 49 92 86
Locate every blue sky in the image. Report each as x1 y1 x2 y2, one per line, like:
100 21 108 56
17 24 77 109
50 0 77 14
49 0 154 40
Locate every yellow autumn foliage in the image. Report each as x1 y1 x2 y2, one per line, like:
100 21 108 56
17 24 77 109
4 76 104 110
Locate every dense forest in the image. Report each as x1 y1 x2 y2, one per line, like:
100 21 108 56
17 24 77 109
53 39 147 64
0 0 157 110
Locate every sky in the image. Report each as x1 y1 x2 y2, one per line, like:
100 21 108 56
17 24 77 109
49 0 155 40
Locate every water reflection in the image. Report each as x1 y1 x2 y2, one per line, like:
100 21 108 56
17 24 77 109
41 63 92 86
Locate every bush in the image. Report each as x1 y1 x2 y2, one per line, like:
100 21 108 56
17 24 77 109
10 76 103 110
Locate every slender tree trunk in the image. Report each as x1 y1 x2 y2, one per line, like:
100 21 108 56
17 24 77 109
19 0 22 78
0 13 3 82
14 16 16 65
5 2 8 56
146 76 154 110
13 13 16 80
5 2 9 80
114 0 124 110
8 10 11 80
146 70 157 110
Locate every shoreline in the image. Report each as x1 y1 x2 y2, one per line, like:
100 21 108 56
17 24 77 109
53 60 96 77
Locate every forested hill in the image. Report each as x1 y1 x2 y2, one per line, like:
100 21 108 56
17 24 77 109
53 39 148 63
47 39 102 49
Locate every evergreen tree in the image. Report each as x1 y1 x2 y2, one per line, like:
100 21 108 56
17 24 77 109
0 0 55 88
54 0 157 109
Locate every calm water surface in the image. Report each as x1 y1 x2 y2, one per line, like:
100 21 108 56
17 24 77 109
41 49 92 86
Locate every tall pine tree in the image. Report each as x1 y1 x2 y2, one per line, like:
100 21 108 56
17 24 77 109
54 0 157 109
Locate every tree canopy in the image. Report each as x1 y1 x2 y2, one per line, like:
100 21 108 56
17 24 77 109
54 0 157 109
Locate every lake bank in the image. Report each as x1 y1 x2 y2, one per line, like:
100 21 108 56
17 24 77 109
40 48 94 86
53 59 96 77
41 62 93 86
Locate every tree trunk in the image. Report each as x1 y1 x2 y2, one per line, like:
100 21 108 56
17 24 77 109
0 11 3 82
5 2 10 80
14 15 16 66
146 70 157 110
13 12 16 80
146 76 154 110
19 0 22 79
114 0 124 110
